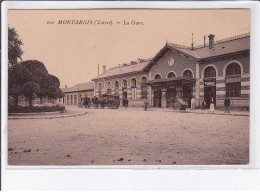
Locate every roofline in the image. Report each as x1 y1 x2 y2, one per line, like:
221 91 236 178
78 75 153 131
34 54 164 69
198 49 250 63
91 34 250 80
143 44 199 72
63 88 94 93
91 70 146 81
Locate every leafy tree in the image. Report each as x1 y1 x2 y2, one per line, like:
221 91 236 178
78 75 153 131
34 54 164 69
8 27 23 67
9 59 62 108
8 64 32 106
21 60 49 76
22 82 40 109
46 85 60 100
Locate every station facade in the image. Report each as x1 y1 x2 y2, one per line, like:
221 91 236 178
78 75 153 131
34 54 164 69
92 33 250 110
60 82 94 105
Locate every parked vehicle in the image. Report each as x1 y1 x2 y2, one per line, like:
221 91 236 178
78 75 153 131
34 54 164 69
78 97 91 108
173 98 188 111
79 94 120 109
104 94 120 109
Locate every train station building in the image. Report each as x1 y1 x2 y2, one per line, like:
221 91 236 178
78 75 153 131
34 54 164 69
92 33 250 109
60 82 94 105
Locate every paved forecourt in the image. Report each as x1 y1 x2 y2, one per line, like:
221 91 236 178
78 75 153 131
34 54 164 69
8 107 249 165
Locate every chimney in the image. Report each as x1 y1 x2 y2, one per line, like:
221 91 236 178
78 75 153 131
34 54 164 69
103 65 106 73
208 34 215 49
191 33 194 50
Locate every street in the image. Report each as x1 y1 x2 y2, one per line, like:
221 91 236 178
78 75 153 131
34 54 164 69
8 107 249 165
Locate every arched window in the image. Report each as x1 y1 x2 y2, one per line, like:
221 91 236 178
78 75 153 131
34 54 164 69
183 70 193 78
226 63 241 76
98 83 102 97
131 78 137 87
123 79 127 87
141 76 148 99
154 74 161 80
115 81 119 88
114 81 119 95
141 76 147 83
107 82 111 88
204 66 216 78
107 82 112 94
225 63 241 97
167 72 176 78
131 78 137 100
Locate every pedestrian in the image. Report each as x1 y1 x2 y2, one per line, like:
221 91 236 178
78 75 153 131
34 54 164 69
224 96 231 113
191 96 195 110
125 99 128 108
201 99 206 110
144 100 149 111
188 95 192 109
209 97 215 112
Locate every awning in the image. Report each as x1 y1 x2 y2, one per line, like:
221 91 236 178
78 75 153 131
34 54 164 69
141 77 196 87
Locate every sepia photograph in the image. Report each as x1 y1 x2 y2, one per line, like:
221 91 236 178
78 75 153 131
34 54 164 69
6 9 250 166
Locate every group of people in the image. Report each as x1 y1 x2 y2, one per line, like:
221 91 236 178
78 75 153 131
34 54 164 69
197 96 231 113
83 95 231 113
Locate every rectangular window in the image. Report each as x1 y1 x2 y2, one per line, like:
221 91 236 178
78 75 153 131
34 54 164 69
226 83 241 97
141 86 148 99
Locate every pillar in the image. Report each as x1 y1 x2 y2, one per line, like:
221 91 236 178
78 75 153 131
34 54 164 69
195 63 200 107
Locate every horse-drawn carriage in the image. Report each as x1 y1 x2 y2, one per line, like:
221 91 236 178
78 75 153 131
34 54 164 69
78 94 120 109
169 98 188 111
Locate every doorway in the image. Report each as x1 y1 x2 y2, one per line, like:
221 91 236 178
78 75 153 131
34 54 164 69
182 84 193 108
204 86 216 108
166 87 176 108
122 89 127 106
153 88 162 107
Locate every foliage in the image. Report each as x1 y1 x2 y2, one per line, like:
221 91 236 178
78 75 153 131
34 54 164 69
8 27 23 66
8 27 63 109
22 82 40 98
22 82 40 109
8 60 63 108
8 104 65 113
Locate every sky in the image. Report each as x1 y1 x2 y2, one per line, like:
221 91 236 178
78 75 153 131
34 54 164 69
8 9 250 88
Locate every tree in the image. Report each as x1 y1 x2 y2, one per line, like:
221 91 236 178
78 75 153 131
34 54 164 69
8 27 23 67
21 60 50 103
8 59 62 108
22 82 40 109
8 64 32 106
21 60 49 76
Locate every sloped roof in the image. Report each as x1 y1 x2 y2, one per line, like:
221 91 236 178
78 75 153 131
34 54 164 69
92 59 151 80
61 82 94 93
92 33 250 80
167 33 250 60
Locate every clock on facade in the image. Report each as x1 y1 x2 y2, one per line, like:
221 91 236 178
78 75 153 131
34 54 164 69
168 58 174 66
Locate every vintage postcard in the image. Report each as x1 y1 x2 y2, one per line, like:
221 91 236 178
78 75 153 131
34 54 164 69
5 7 251 167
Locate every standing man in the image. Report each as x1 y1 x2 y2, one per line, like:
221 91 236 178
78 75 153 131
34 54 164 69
224 96 231 113
125 99 129 108
144 100 149 111
201 99 206 110
191 96 195 110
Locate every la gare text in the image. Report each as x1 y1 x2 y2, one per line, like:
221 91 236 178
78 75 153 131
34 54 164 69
47 20 144 25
